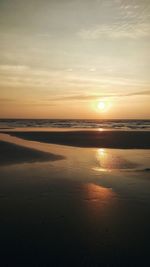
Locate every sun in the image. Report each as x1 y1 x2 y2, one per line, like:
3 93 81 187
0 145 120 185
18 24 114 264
93 99 112 114
97 100 112 113
98 101 106 111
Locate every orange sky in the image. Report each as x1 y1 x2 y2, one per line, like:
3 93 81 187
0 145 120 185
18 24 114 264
0 0 150 119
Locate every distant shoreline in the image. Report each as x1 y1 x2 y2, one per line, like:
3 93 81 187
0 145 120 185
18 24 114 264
4 130 150 149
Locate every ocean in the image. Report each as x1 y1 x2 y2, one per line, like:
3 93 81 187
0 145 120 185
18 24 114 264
0 119 150 130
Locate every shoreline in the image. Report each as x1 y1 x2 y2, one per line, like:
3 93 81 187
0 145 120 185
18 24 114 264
3 130 150 149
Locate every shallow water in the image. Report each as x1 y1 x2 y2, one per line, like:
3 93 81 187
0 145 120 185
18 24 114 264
0 134 150 266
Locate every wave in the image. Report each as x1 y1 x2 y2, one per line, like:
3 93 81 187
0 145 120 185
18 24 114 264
0 119 150 130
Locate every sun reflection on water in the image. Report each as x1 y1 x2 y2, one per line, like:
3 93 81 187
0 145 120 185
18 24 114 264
94 148 111 172
98 128 104 132
94 148 139 172
85 183 114 202
98 148 106 157
83 183 117 219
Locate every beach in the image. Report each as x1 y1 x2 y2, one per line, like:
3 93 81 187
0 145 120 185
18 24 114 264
0 129 150 266
0 140 64 166
1 0 150 265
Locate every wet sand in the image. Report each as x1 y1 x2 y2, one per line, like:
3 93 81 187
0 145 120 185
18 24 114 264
0 132 150 266
0 140 64 166
5 130 150 149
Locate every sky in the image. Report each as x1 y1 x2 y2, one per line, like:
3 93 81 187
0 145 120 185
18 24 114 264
0 0 150 119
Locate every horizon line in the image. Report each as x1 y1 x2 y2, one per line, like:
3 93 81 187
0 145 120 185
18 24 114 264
0 118 150 121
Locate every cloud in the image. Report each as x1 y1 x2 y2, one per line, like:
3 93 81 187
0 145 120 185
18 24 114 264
0 98 16 102
78 22 150 40
0 65 68 88
48 90 150 102
49 94 114 101
126 90 150 96
0 97 56 107
0 65 28 72
0 63 149 91
66 75 150 88
78 1 150 40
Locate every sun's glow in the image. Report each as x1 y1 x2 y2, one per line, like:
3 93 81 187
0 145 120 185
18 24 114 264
98 148 106 157
98 101 106 110
97 100 111 112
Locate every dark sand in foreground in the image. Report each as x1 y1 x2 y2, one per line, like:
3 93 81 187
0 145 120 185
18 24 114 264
0 140 64 166
5 130 150 149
